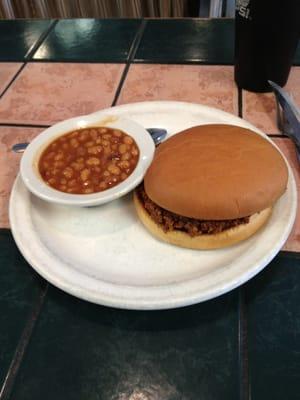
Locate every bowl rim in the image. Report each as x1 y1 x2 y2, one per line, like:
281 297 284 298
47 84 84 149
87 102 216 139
20 113 155 206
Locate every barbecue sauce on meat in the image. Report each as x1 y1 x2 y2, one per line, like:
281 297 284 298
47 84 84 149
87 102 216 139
136 184 250 237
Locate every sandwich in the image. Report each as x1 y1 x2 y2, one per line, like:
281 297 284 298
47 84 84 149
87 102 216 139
133 124 288 249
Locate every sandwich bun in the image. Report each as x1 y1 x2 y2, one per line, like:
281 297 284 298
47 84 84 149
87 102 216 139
144 124 288 220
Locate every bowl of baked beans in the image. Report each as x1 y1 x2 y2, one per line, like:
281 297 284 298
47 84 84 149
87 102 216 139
20 114 155 206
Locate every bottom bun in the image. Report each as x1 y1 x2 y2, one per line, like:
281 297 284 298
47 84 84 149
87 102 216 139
133 192 272 250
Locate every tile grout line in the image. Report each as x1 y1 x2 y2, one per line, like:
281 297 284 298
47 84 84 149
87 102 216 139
111 19 147 107
238 288 250 400
0 20 58 100
0 122 51 128
24 19 58 61
0 63 27 100
238 87 243 118
0 283 49 400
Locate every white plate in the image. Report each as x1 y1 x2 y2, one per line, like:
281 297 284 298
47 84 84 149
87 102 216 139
9 101 297 310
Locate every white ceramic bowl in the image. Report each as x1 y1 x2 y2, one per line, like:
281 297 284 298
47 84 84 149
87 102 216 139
20 113 155 206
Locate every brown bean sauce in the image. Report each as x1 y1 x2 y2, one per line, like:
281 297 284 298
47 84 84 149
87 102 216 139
38 127 140 194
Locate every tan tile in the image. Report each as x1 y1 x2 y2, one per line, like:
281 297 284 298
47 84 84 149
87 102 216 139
0 63 125 125
272 138 300 252
0 127 42 228
118 64 238 115
242 91 278 134
285 66 300 107
0 63 23 95
242 66 300 134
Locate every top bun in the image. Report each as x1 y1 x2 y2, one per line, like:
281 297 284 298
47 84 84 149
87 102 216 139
144 124 288 220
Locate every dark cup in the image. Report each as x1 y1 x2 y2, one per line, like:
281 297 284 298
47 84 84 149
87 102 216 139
234 0 300 92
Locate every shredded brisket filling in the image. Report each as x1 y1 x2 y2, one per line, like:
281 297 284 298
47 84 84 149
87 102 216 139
137 184 250 237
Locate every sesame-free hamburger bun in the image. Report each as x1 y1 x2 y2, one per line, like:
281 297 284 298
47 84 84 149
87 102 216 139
134 124 288 249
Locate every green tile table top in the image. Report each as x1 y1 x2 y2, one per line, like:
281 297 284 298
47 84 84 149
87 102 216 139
246 252 300 400
0 20 52 61
33 19 142 62
0 230 44 390
134 19 235 64
10 288 239 400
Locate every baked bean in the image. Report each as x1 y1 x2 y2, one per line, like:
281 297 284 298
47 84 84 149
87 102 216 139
123 136 133 145
38 127 139 194
121 152 131 161
79 132 88 142
88 145 102 155
68 179 77 187
103 147 111 156
119 144 127 154
63 167 73 178
70 138 79 148
71 162 84 171
99 182 107 190
131 147 138 156
54 152 64 161
113 129 122 137
118 161 130 169
108 164 120 175
89 129 98 140
45 151 55 160
81 169 90 181
77 147 86 156
54 161 64 168
86 157 100 166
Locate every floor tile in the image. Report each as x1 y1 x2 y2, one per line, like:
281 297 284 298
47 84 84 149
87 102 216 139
10 288 239 400
118 64 238 114
0 127 43 228
33 19 141 62
242 67 300 134
272 138 300 252
0 20 52 61
135 19 234 64
246 252 300 400
0 63 124 125
0 229 44 390
0 63 23 95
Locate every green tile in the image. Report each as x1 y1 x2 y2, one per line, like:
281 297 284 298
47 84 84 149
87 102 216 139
135 19 234 64
246 252 300 400
0 230 44 389
0 20 52 61
33 19 141 62
11 288 239 400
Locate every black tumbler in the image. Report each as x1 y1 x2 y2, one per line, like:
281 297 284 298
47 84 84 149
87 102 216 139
235 0 300 92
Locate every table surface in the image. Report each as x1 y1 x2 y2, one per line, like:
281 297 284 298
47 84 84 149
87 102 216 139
0 18 300 400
